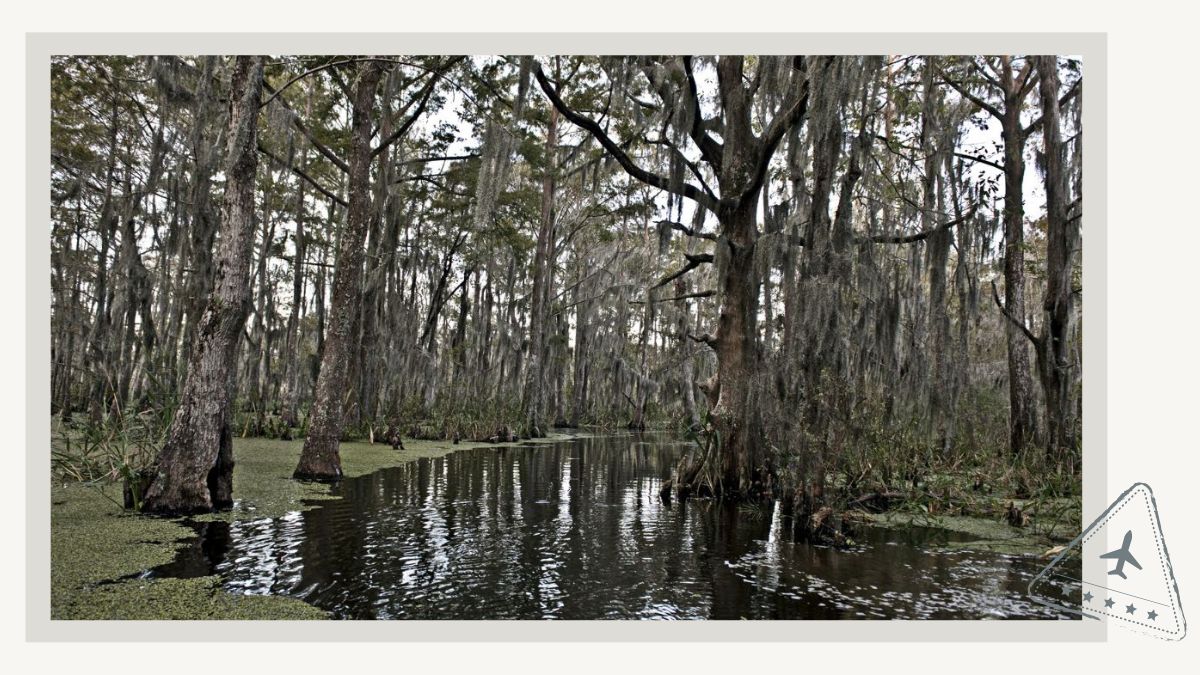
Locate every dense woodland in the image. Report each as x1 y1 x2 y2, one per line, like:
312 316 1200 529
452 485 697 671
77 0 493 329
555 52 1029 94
50 55 1082 527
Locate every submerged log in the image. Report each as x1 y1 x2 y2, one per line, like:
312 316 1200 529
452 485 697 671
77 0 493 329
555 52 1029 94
848 490 905 513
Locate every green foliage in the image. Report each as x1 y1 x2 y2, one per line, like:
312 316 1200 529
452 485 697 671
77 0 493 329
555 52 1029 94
755 360 1080 544
232 408 295 440
424 395 525 441
52 399 176 509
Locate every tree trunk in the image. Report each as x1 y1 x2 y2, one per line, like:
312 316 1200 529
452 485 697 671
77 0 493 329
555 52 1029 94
282 176 307 428
920 66 952 450
295 60 383 480
675 274 698 429
1000 84 1039 457
1035 56 1080 463
570 261 591 426
180 57 221 375
522 104 558 437
86 94 120 424
710 198 763 496
141 56 264 514
246 184 276 434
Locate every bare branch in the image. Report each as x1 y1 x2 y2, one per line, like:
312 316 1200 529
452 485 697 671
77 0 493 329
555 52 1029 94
991 279 1041 346
260 80 350 174
401 153 479 165
256 141 347 208
260 57 357 108
652 252 714 289
372 57 467 158
632 289 715 304
746 63 810 204
657 219 717 242
869 204 978 244
681 56 724 170
940 68 1003 121
534 62 719 213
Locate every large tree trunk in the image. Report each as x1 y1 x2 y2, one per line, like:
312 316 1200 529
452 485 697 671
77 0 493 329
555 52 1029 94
179 57 221 378
709 198 763 496
1035 56 1080 464
356 88 400 432
295 61 383 480
141 56 264 514
689 56 783 499
1000 83 1039 457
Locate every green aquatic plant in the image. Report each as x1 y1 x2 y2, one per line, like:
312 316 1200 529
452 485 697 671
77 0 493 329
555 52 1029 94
53 401 175 510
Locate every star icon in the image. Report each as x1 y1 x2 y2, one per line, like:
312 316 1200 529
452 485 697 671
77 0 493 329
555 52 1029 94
1126 603 1137 615
1104 597 1115 608
1147 610 1158 621
1083 591 1094 603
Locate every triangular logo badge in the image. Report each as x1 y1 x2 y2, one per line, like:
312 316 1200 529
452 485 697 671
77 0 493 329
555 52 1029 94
1030 483 1186 639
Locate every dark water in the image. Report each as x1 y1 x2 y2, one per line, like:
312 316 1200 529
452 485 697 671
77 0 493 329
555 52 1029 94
148 433 1078 620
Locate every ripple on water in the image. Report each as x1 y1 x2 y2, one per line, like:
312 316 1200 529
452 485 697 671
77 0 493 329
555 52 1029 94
144 435 1079 620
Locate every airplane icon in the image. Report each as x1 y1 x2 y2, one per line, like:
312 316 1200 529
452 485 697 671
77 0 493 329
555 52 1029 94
1100 529 1143 580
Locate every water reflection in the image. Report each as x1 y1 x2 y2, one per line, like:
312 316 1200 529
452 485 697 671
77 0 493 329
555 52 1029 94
152 434 1077 620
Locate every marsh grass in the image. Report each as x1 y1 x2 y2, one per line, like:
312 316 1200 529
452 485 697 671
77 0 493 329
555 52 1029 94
52 401 177 510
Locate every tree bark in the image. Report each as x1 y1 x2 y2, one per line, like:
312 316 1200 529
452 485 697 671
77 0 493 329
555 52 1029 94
522 103 558 437
998 59 1040 457
1035 56 1080 463
282 167 307 428
569 256 591 426
86 93 120 424
141 56 264 514
710 197 763 495
295 60 383 480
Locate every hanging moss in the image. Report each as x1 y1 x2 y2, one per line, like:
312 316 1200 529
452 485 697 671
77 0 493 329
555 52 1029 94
146 55 195 105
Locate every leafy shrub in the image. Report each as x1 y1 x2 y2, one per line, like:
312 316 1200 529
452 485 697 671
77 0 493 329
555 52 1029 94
52 401 175 509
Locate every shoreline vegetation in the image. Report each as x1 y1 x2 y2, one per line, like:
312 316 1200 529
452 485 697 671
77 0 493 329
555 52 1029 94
51 429 1077 620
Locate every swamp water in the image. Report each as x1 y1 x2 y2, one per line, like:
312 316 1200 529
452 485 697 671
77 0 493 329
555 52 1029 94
144 433 1078 619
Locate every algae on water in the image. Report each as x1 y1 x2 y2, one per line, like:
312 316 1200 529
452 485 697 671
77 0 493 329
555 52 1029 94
51 434 573 619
